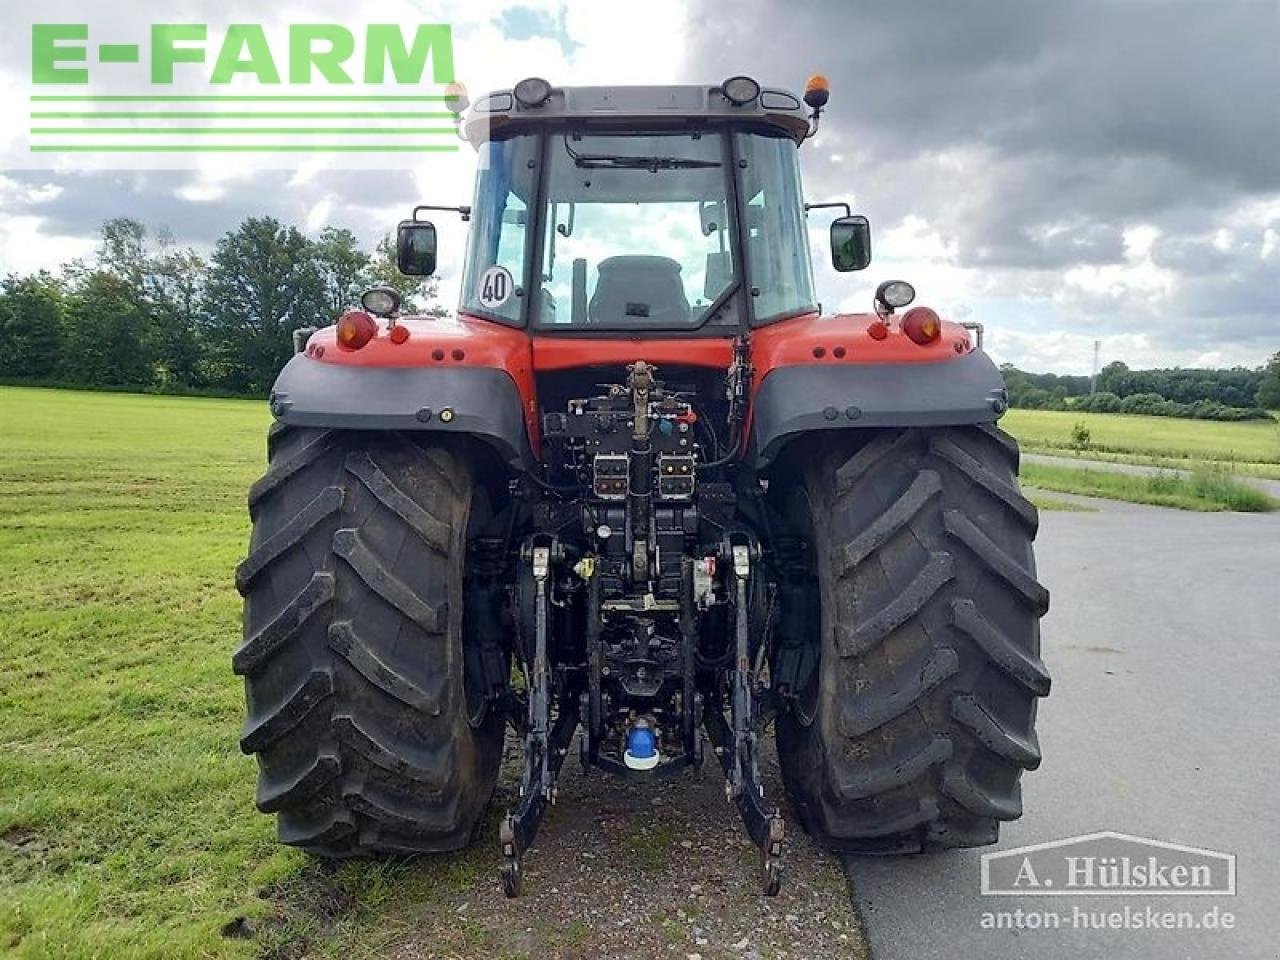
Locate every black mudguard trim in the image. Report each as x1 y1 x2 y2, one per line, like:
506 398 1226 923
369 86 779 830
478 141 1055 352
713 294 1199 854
749 350 1007 466
269 355 533 467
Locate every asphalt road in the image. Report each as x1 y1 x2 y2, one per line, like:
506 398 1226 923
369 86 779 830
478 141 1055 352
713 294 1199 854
843 496 1280 960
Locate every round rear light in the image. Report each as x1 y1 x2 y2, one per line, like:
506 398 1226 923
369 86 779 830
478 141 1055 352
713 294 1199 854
335 310 377 350
902 307 942 345
867 319 889 340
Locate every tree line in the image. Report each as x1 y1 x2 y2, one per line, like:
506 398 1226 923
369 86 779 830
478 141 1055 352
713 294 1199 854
0 218 446 397
3 220 1277 418
1004 359 1280 421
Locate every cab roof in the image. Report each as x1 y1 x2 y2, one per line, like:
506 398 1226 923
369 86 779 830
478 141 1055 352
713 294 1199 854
461 83 812 146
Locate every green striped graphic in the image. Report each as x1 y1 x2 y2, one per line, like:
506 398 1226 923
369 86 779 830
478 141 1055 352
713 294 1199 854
32 111 455 119
25 91 465 156
30 95 452 102
31 128 458 136
29 144 460 153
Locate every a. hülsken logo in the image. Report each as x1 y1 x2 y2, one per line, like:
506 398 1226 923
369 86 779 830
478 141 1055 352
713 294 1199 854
982 832 1236 897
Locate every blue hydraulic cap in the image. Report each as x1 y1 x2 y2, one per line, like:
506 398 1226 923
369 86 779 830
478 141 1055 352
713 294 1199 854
623 721 660 771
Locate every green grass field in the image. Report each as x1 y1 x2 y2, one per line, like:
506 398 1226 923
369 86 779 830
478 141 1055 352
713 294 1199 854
0 387 509 960
1002 408 1280 478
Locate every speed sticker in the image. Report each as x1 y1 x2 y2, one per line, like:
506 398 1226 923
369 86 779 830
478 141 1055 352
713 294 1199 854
478 265 514 309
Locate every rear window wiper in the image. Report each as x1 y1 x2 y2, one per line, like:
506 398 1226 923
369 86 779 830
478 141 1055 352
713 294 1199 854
572 154 722 171
563 137 720 171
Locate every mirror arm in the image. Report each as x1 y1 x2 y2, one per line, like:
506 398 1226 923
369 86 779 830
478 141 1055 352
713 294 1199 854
556 201 575 238
804 201 852 218
800 108 823 145
413 204 472 223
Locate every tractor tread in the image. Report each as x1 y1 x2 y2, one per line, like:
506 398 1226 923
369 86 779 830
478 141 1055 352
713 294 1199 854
952 598 1051 696
235 486 344 594
943 509 1050 615
776 425 1049 855
247 430 339 516
974 422 1022 470
931 435 1038 534
951 693 1043 769
345 450 451 553
941 769 1023 820
345 783 463 835
239 668 334 754
256 751 341 813
232 572 334 675
328 621 445 713
332 529 446 633
833 430 912 497
236 430 503 857
835 551 953 658
277 808 356 848
834 735 953 801
333 712 452 786
836 470 941 575
838 647 959 737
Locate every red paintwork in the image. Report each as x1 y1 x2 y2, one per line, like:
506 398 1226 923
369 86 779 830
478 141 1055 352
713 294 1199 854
307 313 539 446
747 311 973 391
305 307 972 456
531 336 734 371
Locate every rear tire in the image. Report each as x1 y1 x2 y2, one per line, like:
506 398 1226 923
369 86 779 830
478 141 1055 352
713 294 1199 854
234 426 504 855
774 424 1050 853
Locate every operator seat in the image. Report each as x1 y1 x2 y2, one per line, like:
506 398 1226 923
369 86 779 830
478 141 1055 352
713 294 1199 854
587 256 691 326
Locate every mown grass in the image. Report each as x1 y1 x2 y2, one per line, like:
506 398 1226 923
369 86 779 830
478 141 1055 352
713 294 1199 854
1003 408 1280 479
1020 462 1277 512
0 386 493 959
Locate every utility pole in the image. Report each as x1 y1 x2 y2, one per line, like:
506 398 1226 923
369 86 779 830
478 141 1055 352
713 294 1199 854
1089 339 1101 395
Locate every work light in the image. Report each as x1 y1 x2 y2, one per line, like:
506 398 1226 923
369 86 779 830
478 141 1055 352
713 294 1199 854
875 280 916 312
360 286 401 317
721 75 761 106
514 77 553 108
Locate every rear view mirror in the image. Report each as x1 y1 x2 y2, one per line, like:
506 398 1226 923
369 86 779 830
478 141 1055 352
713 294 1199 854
397 220 438 276
830 215 871 272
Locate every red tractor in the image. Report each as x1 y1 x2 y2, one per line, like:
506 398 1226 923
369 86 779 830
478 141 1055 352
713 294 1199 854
235 76 1049 896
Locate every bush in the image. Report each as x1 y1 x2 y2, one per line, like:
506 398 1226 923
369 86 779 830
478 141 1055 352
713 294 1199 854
1049 390 1274 422
1070 422 1091 450
1190 466 1276 512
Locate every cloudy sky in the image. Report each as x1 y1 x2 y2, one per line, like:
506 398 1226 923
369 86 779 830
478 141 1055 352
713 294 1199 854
2 0 1277 373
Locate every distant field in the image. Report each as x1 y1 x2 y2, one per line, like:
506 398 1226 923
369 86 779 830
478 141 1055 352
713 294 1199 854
1002 408 1280 478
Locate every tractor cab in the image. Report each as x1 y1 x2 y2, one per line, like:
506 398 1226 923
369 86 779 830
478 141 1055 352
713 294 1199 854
398 77 870 335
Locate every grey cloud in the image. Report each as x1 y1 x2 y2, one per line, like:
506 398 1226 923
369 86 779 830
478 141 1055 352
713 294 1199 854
682 0 1280 362
1 168 418 254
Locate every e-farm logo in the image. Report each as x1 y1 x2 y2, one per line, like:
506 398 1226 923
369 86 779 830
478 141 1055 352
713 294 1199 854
26 21 460 161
